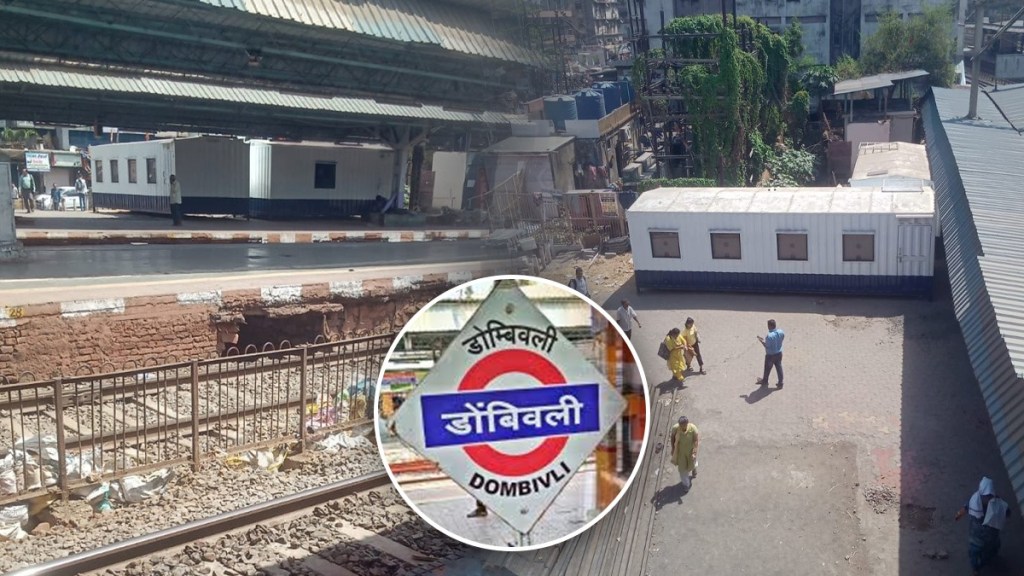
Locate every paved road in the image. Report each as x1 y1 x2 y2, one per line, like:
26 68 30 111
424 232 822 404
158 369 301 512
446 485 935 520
2 241 508 281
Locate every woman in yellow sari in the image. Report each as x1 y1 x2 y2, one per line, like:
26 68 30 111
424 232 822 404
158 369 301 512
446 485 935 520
664 328 688 382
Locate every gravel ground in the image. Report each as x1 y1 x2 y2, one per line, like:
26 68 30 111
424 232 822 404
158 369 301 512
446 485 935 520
327 491 465 559
97 488 466 576
542 250 634 306
0 438 385 573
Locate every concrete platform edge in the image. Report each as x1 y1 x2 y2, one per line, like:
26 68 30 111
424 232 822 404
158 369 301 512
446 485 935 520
0 264 506 321
15 229 487 246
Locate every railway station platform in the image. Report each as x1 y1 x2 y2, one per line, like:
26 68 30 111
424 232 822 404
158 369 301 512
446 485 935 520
12 211 487 247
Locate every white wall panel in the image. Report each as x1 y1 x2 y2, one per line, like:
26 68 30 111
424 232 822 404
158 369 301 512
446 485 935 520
628 210 935 277
91 139 173 199
264 144 393 201
249 141 273 200
174 137 249 199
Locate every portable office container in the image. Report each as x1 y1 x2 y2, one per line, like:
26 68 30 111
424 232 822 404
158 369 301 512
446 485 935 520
627 187 936 296
249 141 394 219
90 136 249 216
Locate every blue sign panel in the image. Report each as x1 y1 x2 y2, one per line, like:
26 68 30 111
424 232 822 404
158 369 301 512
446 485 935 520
420 383 601 448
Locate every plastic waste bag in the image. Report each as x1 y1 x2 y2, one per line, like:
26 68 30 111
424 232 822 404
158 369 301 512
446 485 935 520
0 504 29 541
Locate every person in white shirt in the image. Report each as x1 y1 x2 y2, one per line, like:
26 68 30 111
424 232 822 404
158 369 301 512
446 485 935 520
568 267 590 298
169 174 183 226
615 299 641 339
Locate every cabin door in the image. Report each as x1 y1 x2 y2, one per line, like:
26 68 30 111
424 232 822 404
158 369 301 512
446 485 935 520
897 223 932 277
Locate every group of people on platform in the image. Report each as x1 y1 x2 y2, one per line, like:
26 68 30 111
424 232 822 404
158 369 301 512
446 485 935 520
609 283 1013 573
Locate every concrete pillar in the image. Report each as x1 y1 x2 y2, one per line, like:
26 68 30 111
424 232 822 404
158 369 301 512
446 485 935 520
0 162 25 261
391 127 411 210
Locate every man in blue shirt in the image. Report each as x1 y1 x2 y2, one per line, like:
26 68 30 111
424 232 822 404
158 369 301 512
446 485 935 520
757 319 785 389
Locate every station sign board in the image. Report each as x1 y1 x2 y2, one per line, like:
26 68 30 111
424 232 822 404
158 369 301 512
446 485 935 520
392 280 627 535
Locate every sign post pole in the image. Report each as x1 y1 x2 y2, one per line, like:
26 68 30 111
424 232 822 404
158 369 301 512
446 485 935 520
597 322 619 509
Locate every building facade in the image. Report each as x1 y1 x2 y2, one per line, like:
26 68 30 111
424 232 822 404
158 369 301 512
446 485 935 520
647 0 953 64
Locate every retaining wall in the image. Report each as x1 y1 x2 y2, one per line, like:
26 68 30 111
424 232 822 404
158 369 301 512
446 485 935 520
1 268 501 381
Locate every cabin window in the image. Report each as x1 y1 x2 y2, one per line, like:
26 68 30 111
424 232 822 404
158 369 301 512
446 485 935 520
146 158 157 184
777 233 808 261
843 233 875 262
650 231 680 259
314 162 336 189
710 233 742 260
110 160 120 183
127 159 138 184
95 161 104 183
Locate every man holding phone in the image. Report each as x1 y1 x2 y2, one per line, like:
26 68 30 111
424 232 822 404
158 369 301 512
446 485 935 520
757 319 785 389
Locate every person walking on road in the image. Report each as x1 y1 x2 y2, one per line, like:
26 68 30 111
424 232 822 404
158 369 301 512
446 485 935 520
670 416 699 491
661 328 688 383
169 174 183 226
615 299 641 339
757 319 785 389
18 169 35 213
956 476 1012 575
74 173 88 211
681 317 705 374
49 184 61 211
568 267 590 298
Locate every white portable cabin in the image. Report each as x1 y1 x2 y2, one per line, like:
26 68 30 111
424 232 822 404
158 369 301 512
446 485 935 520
627 187 936 296
249 141 394 219
90 136 249 216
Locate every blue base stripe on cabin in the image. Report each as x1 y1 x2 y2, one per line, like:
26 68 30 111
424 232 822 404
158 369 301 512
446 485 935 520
93 193 248 217
247 198 377 220
635 270 933 296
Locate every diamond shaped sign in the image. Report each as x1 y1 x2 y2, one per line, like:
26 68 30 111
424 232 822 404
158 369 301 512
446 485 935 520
391 280 627 535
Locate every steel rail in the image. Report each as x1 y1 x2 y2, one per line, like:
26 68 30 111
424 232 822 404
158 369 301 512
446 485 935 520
4 470 391 576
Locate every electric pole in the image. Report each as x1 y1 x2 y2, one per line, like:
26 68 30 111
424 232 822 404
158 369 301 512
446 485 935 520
968 0 985 119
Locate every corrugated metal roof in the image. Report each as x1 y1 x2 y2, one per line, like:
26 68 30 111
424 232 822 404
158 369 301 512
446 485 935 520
627 186 934 215
924 86 1024 512
197 0 540 66
0 66 521 127
483 136 576 154
985 84 1024 133
851 142 933 184
833 69 929 96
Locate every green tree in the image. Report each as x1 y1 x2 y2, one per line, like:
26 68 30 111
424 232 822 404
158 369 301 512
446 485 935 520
1 128 39 146
860 6 955 87
799 66 838 98
654 15 795 185
833 55 862 81
784 20 804 62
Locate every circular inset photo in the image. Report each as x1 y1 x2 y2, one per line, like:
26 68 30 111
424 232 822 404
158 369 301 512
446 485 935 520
374 275 651 551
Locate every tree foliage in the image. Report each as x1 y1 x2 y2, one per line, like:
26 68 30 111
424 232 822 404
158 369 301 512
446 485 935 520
799 66 838 98
1 128 39 147
833 55 862 81
643 15 819 186
637 177 716 192
860 6 956 87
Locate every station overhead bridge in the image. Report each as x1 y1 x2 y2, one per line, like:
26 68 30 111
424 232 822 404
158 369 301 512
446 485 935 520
0 63 527 143
0 0 543 111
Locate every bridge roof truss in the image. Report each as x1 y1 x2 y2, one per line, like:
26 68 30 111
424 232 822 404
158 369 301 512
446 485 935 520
0 0 540 111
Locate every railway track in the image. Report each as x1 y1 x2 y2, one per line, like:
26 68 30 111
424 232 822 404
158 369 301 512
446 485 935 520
5 470 464 576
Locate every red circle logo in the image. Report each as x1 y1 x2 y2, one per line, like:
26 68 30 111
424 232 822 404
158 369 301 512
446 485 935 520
458 349 568 477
